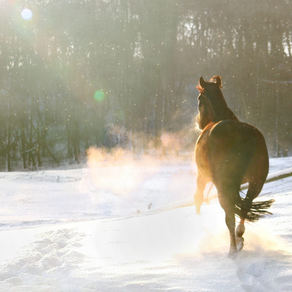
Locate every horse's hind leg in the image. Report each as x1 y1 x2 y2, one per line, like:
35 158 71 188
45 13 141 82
236 219 245 236
224 207 245 255
217 183 246 255
218 193 238 255
236 181 265 238
223 203 237 255
235 220 245 252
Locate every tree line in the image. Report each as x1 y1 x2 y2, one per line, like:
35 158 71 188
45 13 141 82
0 0 291 170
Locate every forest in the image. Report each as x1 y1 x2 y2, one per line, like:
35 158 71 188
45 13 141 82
0 0 292 170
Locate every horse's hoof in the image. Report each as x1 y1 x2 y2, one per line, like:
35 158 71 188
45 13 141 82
236 236 244 252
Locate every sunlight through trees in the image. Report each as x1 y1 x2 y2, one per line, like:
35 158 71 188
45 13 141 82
0 0 291 170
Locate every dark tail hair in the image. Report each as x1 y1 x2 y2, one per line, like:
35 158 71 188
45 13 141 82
234 197 275 223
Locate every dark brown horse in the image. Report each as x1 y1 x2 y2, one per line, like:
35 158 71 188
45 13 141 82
194 76 274 256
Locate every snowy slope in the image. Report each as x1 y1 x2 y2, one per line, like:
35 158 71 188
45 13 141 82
0 156 292 291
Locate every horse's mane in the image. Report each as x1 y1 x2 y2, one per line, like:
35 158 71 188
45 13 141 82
196 85 204 94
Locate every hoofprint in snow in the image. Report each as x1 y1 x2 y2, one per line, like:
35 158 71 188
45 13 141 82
0 156 292 291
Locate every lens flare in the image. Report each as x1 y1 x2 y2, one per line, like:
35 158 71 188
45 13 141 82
94 90 105 102
21 8 33 20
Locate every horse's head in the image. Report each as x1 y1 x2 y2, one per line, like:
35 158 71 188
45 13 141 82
196 76 237 129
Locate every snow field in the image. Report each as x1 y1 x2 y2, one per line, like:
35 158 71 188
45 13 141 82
0 156 292 291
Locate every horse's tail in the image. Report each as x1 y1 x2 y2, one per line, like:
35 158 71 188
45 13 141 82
234 197 275 223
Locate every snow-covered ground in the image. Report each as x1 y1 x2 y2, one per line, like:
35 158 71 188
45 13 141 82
0 150 292 291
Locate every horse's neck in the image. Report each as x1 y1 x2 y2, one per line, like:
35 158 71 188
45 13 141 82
214 107 239 122
210 92 239 122
223 107 239 121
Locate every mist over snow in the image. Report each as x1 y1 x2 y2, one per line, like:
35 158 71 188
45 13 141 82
0 153 292 291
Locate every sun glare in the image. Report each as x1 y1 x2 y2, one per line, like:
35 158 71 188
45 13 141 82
21 8 33 21
94 90 105 102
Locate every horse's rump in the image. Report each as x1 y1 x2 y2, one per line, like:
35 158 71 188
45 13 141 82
208 120 261 184
206 120 272 222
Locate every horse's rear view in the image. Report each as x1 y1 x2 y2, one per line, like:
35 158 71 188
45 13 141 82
194 76 274 256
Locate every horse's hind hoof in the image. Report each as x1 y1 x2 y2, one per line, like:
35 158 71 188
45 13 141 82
236 236 244 252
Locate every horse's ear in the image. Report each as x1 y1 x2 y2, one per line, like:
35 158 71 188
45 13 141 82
210 76 222 88
199 76 206 88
